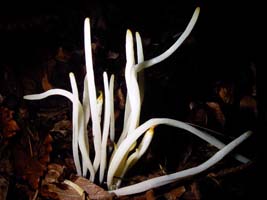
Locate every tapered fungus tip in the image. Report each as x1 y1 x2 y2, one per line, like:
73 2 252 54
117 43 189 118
84 17 90 23
194 7 200 16
126 29 133 38
69 72 75 78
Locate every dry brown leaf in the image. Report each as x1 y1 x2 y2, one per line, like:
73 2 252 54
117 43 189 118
216 82 234 104
13 133 53 189
240 96 257 115
206 102 225 127
55 47 71 62
145 190 156 200
41 181 85 200
117 87 125 110
41 175 114 200
0 176 9 200
42 72 53 91
188 102 208 127
51 119 72 136
73 176 114 200
41 163 83 200
164 186 186 200
45 163 65 183
0 106 20 140
182 182 201 200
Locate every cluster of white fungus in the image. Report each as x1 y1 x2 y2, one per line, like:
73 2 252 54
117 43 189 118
24 7 252 196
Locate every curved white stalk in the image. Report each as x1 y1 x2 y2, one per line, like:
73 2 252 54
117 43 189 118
82 74 90 126
135 32 145 104
24 89 82 176
82 74 92 177
124 30 141 135
107 118 251 188
84 18 102 171
99 72 111 183
115 127 155 188
109 74 115 143
135 7 200 73
110 130 252 196
116 30 136 147
69 73 95 180
69 73 84 175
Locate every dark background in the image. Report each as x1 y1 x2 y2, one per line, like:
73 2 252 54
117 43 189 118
0 0 263 198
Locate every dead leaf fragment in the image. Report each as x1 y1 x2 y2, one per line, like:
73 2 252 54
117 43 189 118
206 102 225 127
0 176 9 200
0 106 20 140
240 96 257 116
13 133 53 189
42 72 53 91
73 176 114 200
164 186 186 200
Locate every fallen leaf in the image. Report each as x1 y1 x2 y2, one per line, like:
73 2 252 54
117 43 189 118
13 133 53 189
164 186 186 200
188 102 208 127
0 175 9 200
206 102 225 127
117 87 125 110
51 119 72 136
55 47 71 62
73 176 114 200
182 182 201 200
145 190 156 200
42 72 53 91
0 106 20 140
215 82 234 104
45 163 65 183
41 181 85 200
239 96 257 116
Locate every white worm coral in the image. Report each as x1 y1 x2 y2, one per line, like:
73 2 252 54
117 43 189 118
109 130 252 196
109 75 115 143
84 18 102 172
135 7 200 72
99 72 111 183
24 89 83 176
106 118 251 188
23 6 252 196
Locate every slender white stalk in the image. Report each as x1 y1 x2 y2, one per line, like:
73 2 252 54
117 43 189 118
135 7 200 73
115 127 155 188
69 73 84 175
81 74 92 177
84 18 102 171
109 74 115 142
135 32 145 103
69 73 95 180
124 30 141 135
24 89 82 175
110 131 252 196
82 74 90 126
99 72 111 183
186 122 250 163
107 118 251 188
116 30 136 147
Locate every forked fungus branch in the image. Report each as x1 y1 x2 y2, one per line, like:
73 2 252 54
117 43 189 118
24 7 252 196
